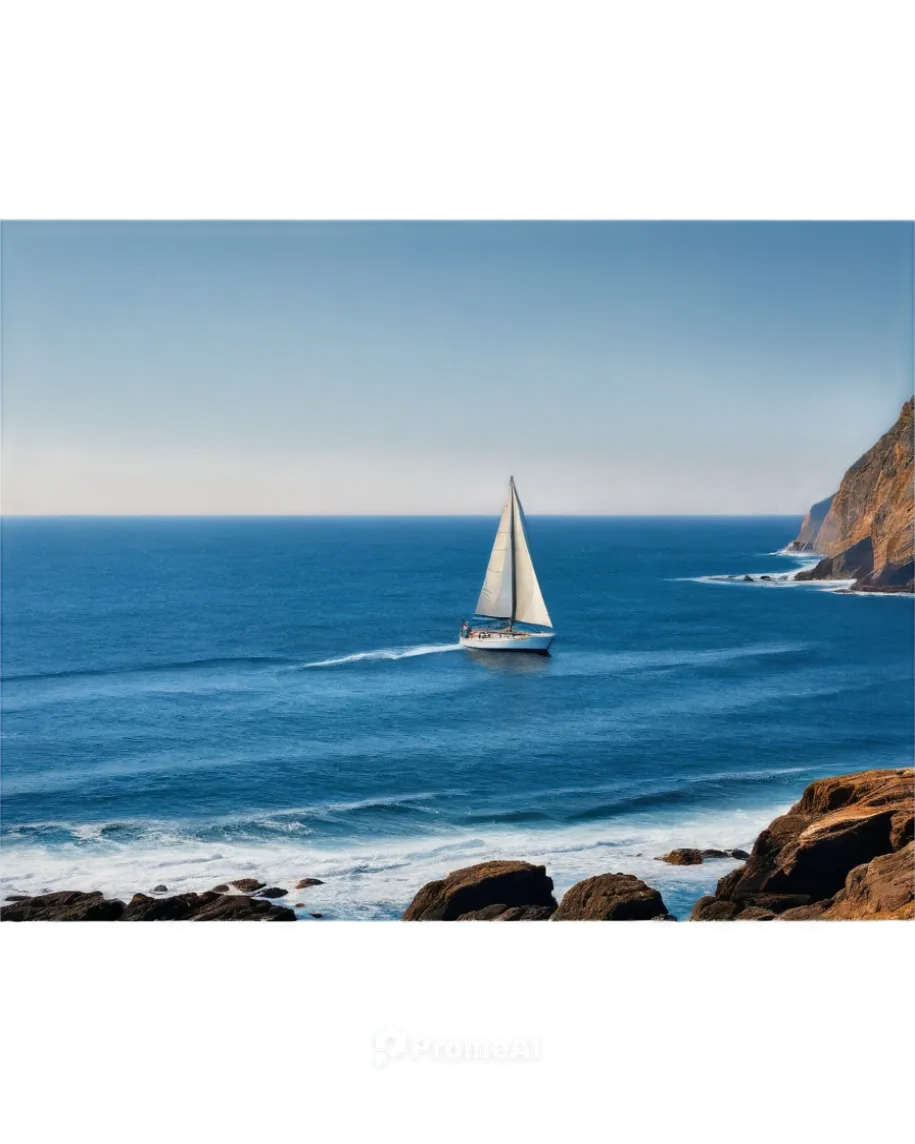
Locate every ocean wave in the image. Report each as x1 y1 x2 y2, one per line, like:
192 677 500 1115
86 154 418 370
0 801 782 919
292 643 462 669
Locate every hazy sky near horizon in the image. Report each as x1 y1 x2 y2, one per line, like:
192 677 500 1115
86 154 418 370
2 221 912 515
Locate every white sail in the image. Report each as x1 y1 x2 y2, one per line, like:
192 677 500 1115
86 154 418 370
511 485 552 628
474 494 514 618
474 479 552 629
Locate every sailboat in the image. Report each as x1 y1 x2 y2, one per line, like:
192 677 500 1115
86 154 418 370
459 477 555 654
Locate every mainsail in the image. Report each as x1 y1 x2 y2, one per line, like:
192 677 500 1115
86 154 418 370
474 478 552 629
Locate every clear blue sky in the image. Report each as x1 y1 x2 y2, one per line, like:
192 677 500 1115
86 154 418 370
2 221 912 514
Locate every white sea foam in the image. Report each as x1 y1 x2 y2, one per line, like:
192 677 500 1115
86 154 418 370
682 568 856 590
680 544 871 591
0 801 791 919
295 643 462 669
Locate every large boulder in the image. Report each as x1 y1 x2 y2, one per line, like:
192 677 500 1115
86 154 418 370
402 860 557 921
0 891 126 921
691 768 913 920
553 873 674 920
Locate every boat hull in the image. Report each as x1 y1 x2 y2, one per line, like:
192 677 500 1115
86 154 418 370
459 630 553 654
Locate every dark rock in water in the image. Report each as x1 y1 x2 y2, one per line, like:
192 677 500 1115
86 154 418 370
187 894 294 921
760 574 772 581
553 873 673 921
258 886 288 899
295 877 325 889
656 848 704 865
152 884 168 893
294 901 305 907
121 890 294 921
309 913 324 919
742 575 753 582
230 878 265 893
122 892 210 920
690 768 913 920
212 884 230 893
403 860 557 921
656 846 748 870
0 891 127 922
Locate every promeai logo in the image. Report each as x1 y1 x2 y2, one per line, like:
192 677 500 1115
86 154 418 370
411 1029 546 1061
370 1025 407 1066
374 1028 540 1066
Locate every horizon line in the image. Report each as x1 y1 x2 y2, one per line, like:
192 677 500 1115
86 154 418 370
0 511 807 520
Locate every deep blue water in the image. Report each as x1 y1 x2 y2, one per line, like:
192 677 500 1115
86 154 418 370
2 516 912 918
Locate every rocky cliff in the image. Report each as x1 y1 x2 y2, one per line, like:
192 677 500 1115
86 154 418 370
789 398 914 592
792 494 834 550
690 768 913 920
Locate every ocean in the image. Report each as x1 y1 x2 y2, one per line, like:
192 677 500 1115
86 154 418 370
1 516 912 919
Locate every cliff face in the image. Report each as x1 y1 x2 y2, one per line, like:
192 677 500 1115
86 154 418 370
792 494 834 550
789 398 914 591
690 768 914 921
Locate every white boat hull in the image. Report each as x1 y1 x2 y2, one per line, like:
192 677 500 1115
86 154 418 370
460 630 553 654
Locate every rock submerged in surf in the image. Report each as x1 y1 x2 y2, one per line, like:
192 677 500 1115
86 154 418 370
295 877 325 889
655 847 750 865
122 891 294 921
656 848 704 865
230 878 265 893
0 889 295 922
0 891 128 921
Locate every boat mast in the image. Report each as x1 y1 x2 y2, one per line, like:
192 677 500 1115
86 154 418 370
509 476 517 631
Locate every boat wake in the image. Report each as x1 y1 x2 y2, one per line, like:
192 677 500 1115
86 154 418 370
294 643 462 669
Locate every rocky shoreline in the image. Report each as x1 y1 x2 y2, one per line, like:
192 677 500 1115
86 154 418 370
4 770 911 922
1 876 326 922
